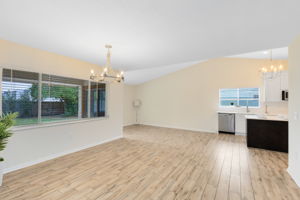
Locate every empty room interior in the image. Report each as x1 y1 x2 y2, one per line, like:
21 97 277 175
1 1 300 200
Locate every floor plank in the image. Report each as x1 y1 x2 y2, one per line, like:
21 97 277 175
0 125 299 200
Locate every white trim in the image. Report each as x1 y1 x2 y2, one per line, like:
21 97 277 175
42 80 81 88
1 67 108 130
78 85 82 118
235 132 246 136
3 136 123 174
139 122 218 134
38 73 42 123
105 83 109 117
219 88 261 108
87 81 91 118
287 167 300 188
11 116 109 132
123 122 137 127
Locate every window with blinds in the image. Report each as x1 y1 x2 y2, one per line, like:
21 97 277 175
219 88 260 107
2 69 39 125
1 68 106 126
90 82 106 117
41 74 89 122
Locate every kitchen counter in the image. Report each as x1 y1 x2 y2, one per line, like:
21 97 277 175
246 116 288 152
217 111 288 136
218 111 288 121
217 111 238 114
245 114 288 122
217 111 256 114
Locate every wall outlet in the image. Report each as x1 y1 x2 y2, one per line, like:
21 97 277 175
294 112 299 120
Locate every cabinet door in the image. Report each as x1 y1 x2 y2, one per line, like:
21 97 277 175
235 114 246 134
247 119 288 152
265 75 281 102
280 71 288 90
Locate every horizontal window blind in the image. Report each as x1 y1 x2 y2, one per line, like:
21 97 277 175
2 69 39 126
41 74 89 122
219 88 260 107
90 82 106 117
2 68 106 126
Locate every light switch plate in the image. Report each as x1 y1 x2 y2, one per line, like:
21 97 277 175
294 112 299 120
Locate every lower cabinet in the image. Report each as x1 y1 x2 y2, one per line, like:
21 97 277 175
247 119 288 153
235 114 255 135
235 114 246 134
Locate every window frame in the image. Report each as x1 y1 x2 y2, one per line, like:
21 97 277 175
89 81 107 118
41 81 82 122
219 88 260 108
0 68 108 128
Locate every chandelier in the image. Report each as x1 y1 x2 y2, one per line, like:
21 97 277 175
260 49 284 79
90 45 124 83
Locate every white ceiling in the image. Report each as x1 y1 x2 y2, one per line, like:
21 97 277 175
125 60 203 85
0 1 298 85
228 47 288 60
126 47 288 85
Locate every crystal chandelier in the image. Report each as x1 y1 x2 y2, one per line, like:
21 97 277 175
260 49 284 79
90 45 124 83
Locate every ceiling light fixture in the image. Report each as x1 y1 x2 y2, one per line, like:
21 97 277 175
260 49 284 79
90 45 124 83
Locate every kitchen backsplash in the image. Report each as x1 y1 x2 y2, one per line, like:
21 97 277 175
218 101 288 115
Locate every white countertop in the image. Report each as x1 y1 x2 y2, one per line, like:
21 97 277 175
218 111 288 121
217 111 256 115
217 111 238 114
245 114 288 122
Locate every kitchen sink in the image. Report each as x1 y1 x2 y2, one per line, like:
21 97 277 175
255 114 288 120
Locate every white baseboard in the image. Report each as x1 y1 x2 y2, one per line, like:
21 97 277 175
287 167 300 188
235 132 246 136
123 123 137 127
3 136 123 174
140 122 218 134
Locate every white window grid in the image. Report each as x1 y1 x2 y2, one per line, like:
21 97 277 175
219 88 260 108
0 69 108 126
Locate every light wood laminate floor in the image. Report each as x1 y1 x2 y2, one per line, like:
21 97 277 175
0 125 299 200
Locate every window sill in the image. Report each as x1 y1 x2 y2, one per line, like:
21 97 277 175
219 106 260 108
11 116 109 132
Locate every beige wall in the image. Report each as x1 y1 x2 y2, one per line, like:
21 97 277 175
123 85 137 126
135 58 288 133
288 35 300 187
0 39 123 172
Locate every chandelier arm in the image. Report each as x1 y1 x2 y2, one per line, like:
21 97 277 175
90 44 124 83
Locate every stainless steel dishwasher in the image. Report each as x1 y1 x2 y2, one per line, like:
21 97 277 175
218 113 235 134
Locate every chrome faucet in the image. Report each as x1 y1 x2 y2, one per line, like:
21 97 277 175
246 100 250 113
265 104 268 114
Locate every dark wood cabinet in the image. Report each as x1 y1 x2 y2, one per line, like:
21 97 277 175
247 119 288 153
